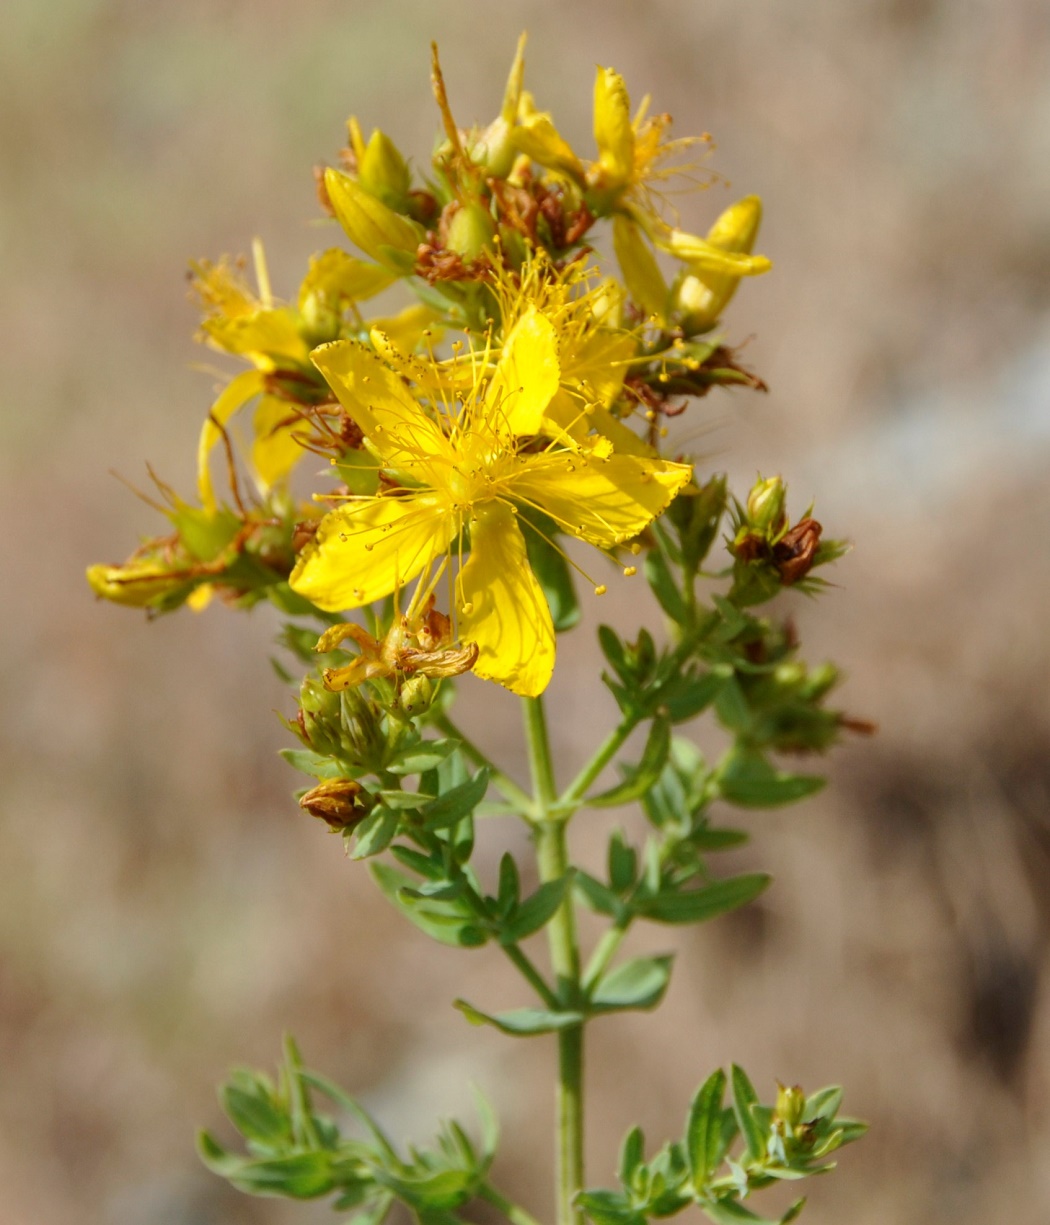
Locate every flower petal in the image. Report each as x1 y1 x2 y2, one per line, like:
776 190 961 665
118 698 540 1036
593 67 634 186
508 452 692 547
458 502 554 697
311 339 449 477
290 493 453 611
485 307 560 438
197 369 265 512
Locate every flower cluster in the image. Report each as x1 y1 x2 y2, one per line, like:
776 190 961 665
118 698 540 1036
87 36 799 700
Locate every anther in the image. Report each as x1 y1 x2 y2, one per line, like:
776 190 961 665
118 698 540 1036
594 584 607 596
623 566 637 577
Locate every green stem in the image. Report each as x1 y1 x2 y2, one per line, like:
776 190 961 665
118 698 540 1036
477 1181 547 1225
433 713 536 817
557 716 640 811
523 696 584 1225
503 942 561 1011
581 919 632 994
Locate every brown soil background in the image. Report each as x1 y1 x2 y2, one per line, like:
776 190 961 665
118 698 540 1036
3 2 1050 1222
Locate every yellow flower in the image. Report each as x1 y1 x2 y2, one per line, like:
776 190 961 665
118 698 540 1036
191 243 405 510
289 310 692 696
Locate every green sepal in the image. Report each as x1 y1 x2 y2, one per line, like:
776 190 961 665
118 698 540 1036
454 999 584 1036
590 955 673 1013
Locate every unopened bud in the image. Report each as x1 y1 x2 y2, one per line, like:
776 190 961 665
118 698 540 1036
324 168 422 270
358 128 411 208
747 475 787 536
445 202 497 262
299 778 365 829
398 674 435 716
775 1082 806 1130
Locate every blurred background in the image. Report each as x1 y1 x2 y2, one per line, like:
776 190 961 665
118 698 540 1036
3 0 1050 1221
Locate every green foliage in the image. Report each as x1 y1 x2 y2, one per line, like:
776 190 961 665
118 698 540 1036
201 1040 501 1222
578 1069 866 1225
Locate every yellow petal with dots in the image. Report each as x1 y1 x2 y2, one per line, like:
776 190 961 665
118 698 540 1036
458 502 554 697
290 493 453 612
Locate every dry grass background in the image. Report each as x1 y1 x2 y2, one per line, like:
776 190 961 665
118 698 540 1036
3 1 1050 1222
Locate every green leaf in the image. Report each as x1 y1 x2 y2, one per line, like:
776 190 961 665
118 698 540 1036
637 874 770 924
574 870 626 918
350 806 401 859
717 750 825 808
591 955 673 1013
373 1167 476 1211
419 769 490 830
199 1139 336 1199
713 677 753 735
387 739 458 775
598 624 631 683
496 852 520 913
687 1069 727 1190
471 1084 500 1166
665 671 725 723
645 548 689 624
589 717 671 808
730 1065 765 1163
221 1073 290 1147
618 1125 646 1186
608 830 638 892
701 1200 779 1225
523 511 581 633
279 748 347 781
500 877 569 944
691 827 749 852
370 863 488 948
577 1189 646 1225
803 1086 843 1122
379 789 429 810
453 999 584 1036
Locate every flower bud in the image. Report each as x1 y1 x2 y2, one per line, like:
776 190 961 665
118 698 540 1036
357 128 411 208
775 1082 806 1131
746 475 787 536
672 196 765 332
475 31 526 178
398 674 435 717
86 560 189 609
299 778 365 829
444 202 497 262
323 168 422 271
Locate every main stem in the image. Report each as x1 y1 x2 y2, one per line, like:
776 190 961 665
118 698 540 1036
523 696 584 1225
